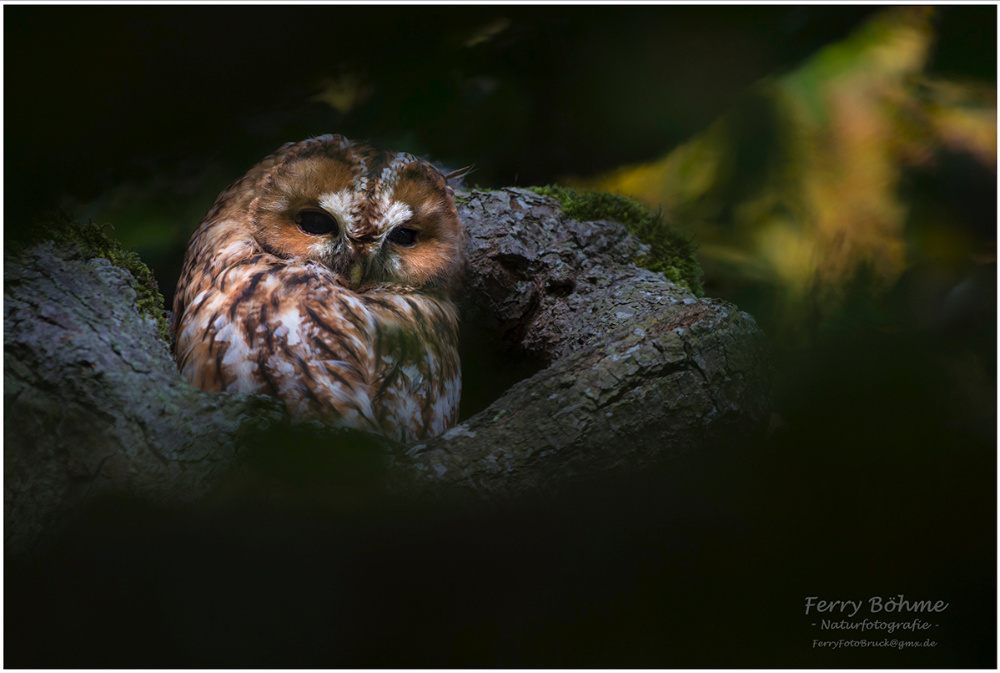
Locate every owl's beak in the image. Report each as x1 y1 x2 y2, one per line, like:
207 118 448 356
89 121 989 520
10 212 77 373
348 261 364 290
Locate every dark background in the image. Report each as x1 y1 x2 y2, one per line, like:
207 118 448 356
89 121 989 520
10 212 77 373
6 6 893 214
4 5 996 668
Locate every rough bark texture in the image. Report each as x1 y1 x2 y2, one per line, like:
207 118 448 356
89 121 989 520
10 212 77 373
4 242 288 555
390 188 771 496
4 188 770 556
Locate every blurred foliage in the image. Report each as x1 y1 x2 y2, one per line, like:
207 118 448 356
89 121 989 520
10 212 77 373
310 69 374 115
528 185 704 295
577 6 995 348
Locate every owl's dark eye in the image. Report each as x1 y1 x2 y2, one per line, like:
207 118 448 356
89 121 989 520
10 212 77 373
386 227 418 246
297 210 338 236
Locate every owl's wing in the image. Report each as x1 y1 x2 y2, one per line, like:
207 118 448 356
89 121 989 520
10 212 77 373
175 258 381 434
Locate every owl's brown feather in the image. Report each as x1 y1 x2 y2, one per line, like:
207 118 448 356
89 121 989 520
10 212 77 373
173 135 463 443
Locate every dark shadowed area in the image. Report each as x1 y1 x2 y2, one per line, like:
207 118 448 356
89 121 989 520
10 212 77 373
4 5 996 668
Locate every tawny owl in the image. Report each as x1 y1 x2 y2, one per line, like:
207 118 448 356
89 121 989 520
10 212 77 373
172 134 465 443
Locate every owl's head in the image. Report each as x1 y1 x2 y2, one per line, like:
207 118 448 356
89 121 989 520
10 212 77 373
214 134 467 294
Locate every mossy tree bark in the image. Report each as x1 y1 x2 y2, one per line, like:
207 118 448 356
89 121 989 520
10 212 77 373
4 188 771 556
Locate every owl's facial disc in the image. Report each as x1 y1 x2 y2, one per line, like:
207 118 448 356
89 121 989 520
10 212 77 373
244 142 462 293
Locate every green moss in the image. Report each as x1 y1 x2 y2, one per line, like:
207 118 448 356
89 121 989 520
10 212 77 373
470 184 503 194
8 212 171 343
527 185 704 296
